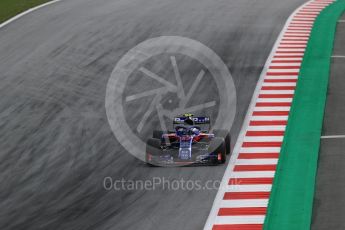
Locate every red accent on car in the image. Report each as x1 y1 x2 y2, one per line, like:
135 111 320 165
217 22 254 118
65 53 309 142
218 153 222 161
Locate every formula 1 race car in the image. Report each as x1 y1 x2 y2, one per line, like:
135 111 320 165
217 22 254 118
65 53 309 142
146 114 231 166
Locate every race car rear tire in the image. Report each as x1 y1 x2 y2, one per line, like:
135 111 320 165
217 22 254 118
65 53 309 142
209 137 226 164
152 130 165 139
146 138 162 165
213 129 231 155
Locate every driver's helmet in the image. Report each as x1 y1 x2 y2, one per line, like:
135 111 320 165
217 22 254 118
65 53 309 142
180 113 200 136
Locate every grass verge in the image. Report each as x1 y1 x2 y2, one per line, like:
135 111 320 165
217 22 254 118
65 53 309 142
0 0 51 24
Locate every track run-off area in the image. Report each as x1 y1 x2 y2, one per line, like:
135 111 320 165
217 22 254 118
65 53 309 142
204 0 336 230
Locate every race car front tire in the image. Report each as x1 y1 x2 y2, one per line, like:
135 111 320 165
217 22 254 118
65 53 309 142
146 138 162 165
213 129 231 155
209 137 226 164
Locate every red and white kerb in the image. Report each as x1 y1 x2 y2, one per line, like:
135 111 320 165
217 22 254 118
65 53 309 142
204 0 335 229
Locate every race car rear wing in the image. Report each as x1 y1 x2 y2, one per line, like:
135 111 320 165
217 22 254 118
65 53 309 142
173 116 210 125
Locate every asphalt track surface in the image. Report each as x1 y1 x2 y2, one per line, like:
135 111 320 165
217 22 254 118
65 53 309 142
0 0 308 229
312 13 345 230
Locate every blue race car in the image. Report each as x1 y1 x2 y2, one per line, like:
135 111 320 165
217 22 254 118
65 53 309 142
146 114 231 166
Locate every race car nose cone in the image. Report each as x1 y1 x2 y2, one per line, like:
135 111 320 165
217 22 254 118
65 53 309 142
179 149 192 160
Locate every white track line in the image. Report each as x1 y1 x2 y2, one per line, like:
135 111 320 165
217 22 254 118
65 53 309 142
321 135 345 139
203 0 334 229
0 0 61 29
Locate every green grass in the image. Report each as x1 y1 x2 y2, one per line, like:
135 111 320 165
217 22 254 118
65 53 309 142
0 0 51 24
